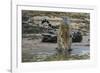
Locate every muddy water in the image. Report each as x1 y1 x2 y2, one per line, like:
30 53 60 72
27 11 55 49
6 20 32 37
22 36 90 56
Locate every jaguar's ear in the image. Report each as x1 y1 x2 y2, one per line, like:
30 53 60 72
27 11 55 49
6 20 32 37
61 16 70 25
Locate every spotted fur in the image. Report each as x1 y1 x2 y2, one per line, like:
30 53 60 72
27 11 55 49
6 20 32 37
57 21 72 55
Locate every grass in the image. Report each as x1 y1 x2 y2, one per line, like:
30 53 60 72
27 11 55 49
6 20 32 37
22 52 90 62
43 54 90 61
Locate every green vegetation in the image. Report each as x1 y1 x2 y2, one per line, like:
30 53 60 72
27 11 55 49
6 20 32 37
22 25 44 34
44 54 90 61
22 10 90 19
22 53 90 62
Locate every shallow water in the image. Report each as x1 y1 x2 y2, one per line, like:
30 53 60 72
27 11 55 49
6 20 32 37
71 45 89 55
